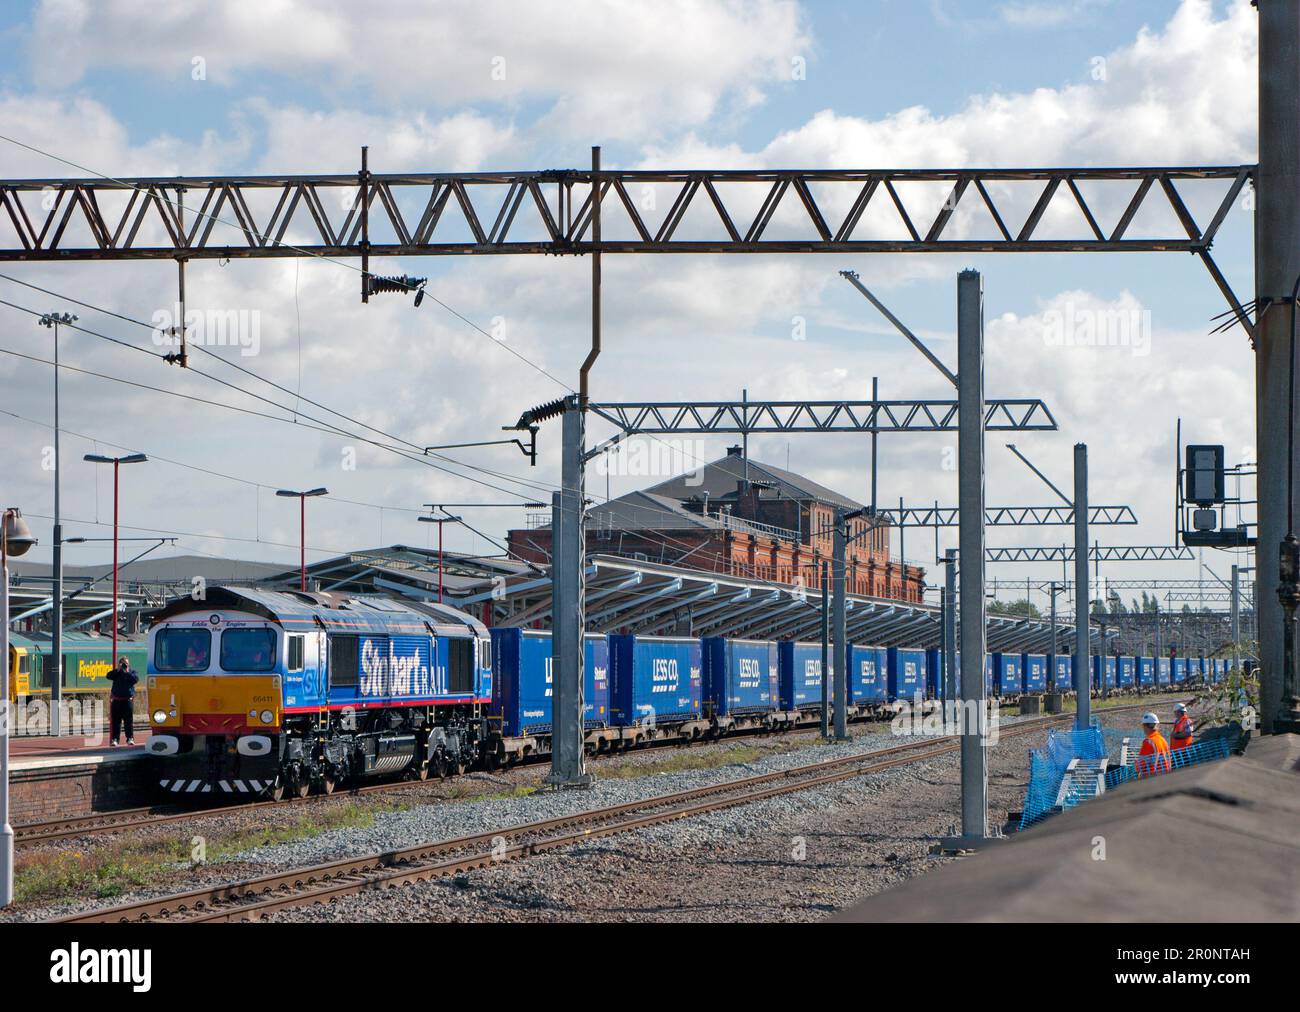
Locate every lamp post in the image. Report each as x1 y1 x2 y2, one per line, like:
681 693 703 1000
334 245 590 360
83 454 147 665
39 312 75 736
419 510 463 603
2 507 38 908
275 488 328 592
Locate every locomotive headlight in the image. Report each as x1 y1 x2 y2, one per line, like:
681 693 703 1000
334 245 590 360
152 709 168 724
260 709 274 724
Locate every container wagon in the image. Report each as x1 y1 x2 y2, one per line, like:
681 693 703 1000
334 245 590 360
487 628 613 765
887 647 927 703
849 645 888 710
702 637 784 732
1021 653 1047 694
991 653 1022 697
778 640 826 713
609 635 705 741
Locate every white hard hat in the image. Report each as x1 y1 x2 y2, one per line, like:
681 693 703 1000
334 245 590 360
1142 712 1160 725
1174 702 1187 713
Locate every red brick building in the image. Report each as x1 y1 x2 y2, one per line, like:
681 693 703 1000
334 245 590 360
507 448 925 603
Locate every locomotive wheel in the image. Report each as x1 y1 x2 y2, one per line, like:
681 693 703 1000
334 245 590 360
293 777 311 800
415 761 430 781
268 777 287 802
322 774 338 795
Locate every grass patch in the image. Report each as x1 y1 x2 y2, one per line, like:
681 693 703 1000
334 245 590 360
14 801 382 908
597 744 772 780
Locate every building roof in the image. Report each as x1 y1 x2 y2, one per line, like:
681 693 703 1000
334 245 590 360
12 554 286 584
646 451 865 512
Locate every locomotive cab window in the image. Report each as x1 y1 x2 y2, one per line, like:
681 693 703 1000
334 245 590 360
329 635 359 688
17 653 28 674
478 637 491 671
287 635 304 672
448 637 473 693
220 628 278 672
155 628 212 672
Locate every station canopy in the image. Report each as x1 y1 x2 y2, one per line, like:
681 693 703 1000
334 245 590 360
256 545 1081 653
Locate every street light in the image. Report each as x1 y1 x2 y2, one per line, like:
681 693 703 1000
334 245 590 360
39 312 76 737
2 507 37 908
83 453 147 665
419 510 463 603
276 488 328 592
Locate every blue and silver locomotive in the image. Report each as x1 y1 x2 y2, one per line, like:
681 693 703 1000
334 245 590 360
144 587 491 798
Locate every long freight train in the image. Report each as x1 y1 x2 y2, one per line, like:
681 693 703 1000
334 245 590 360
142 587 1228 798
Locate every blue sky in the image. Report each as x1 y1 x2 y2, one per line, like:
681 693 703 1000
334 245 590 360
0 0 1260 606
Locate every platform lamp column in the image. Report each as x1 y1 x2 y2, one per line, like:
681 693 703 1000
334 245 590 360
84 454 147 665
418 510 463 603
1074 444 1091 729
39 311 75 736
832 510 848 741
943 548 957 706
1 508 37 907
820 560 829 739
275 488 328 593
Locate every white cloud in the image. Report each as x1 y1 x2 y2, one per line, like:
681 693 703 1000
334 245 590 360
26 0 812 142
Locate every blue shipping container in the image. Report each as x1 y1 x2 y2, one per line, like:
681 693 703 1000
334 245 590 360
887 647 927 702
850 645 888 705
1171 658 1187 684
1090 655 1117 690
1052 654 1072 692
1155 657 1171 685
489 629 609 737
609 635 701 727
1021 654 1047 693
778 641 826 710
992 653 1022 696
1116 656 1136 688
925 648 942 697
1137 656 1155 687
701 637 778 717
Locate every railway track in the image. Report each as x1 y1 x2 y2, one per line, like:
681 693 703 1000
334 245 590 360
55 702 1164 923
15 714 860 847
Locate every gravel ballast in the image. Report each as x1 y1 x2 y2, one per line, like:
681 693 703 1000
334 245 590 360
7 698 1195 923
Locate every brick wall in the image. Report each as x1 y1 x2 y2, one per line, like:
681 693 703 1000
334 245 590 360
10 758 148 823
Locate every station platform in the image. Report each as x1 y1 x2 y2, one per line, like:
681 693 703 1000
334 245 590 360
835 731 1300 923
7 731 154 824
9 729 152 769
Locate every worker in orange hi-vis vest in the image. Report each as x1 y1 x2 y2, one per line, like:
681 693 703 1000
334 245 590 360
1136 712 1172 777
1170 702 1195 752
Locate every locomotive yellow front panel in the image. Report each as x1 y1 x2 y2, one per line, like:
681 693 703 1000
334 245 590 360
149 675 281 734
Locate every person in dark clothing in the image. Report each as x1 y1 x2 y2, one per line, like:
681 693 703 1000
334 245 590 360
106 657 138 746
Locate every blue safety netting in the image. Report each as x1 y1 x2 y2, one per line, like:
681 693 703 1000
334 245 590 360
1020 720 1233 830
1019 723 1107 830
1104 736 1231 789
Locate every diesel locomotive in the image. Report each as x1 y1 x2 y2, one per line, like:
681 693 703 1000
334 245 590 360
144 587 491 798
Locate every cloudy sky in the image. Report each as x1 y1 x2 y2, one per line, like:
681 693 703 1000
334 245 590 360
0 0 1259 608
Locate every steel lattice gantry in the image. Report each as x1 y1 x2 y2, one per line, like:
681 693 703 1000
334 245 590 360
587 398 1056 434
0 165 1253 268
985 545 1195 563
874 505 1137 527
